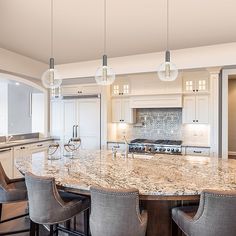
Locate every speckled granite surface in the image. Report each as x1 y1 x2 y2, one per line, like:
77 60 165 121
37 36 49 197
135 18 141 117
15 150 236 197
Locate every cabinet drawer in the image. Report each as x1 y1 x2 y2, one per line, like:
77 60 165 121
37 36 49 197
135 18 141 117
185 147 210 156
107 143 126 151
30 141 53 150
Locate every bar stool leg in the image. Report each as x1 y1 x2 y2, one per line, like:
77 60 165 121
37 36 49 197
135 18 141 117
35 223 39 236
55 224 59 236
84 209 90 236
49 225 54 236
30 220 36 236
0 203 2 220
65 219 71 229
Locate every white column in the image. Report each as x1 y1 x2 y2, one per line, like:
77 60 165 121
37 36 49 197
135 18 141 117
207 67 221 157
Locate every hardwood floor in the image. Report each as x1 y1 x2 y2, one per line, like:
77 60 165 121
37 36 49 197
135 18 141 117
0 201 49 236
0 201 85 236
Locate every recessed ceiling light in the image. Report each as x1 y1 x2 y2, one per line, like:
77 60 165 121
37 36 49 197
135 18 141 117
15 82 20 86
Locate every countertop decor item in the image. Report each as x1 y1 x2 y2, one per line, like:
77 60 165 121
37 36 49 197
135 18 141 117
95 0 115 86
158 0 178 82
41 0 62 98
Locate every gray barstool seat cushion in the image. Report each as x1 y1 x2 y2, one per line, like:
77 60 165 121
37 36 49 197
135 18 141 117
90 186 148 236
25 172 89 225
172 190 236 236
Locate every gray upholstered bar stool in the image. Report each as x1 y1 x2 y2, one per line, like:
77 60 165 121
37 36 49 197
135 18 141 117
90 186 148 236
25 172 90 236
172 189 236 236
0 162 29 235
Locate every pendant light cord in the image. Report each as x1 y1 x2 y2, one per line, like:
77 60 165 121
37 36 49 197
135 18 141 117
104 0 107 55
166 0 169 51
51 0 54 58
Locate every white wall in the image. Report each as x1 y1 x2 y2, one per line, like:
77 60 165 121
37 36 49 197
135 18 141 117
57 42 236 79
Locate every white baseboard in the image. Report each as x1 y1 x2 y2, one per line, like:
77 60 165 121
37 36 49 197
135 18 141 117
228 151 236 155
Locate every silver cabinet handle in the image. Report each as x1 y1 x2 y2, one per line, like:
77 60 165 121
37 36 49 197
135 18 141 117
194 150 202 153
37 144 43 147
0 148 12 153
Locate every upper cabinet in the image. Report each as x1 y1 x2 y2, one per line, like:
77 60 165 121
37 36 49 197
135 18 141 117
183 71 209 93
61 84 101 96
112 81 130 96
112 98 136 123
183 95 209 124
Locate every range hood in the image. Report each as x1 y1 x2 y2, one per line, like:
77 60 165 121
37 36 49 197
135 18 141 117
130 94 182 108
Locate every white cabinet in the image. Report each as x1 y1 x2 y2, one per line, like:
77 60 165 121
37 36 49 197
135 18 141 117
50 99 63 138
112 81 130 96
61 84 101 96
107 142 126 151
184 147 210 156
13 145 31 178
112 98 135 123
183 95 209 124
51 98 101 149
0 148 13 178
183 77 209 93
63 100 77 142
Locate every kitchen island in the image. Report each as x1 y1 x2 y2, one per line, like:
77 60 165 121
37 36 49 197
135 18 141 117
15 150 236 236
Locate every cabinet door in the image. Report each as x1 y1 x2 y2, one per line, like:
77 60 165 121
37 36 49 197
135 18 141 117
183 78 195 93
112 99 122 122
13 145 31 178
0 148 13 178
196 95 209 123
195 78 208 92
63 100 77 142
183 96 196 124
122 99 135 123
77 99 100 149
50 100 63 137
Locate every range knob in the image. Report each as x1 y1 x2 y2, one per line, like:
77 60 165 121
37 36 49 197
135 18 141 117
167 148 170 151
176 149 180 153
139 147 142 150
135 147 139 151
162 148 166 151
159 148 162 152
142 147 145 151
148 147 152 152
171 148 174 152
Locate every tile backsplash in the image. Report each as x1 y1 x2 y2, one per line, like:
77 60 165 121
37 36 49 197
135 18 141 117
116 108 182 140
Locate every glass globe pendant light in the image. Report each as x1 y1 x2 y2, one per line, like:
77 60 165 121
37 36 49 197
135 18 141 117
158 0 178 81
41 0 62 96
95 0 115 86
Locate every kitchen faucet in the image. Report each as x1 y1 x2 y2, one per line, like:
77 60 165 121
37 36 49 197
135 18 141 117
6 135 13 143
123 136 130 158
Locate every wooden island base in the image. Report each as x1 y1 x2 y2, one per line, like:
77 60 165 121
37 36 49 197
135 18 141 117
141 197 199 236
72 195 200 236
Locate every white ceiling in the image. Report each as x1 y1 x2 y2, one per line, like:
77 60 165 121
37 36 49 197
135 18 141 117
0 0 235 64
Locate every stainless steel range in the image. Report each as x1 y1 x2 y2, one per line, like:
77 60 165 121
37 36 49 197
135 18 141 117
129 139 182 155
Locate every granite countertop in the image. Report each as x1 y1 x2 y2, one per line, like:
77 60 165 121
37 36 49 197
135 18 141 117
15 150 236 197
0 137 55 149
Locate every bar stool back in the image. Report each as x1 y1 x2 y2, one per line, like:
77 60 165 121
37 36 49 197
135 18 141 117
25 172 90 236
0 162 29 235
90 186 148 236
172 189 236 236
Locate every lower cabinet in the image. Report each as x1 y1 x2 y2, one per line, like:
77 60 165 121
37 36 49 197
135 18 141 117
0 148 13 178
107 142 126 152
183 146 210 156
13 145 31 178
13 141 53 178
